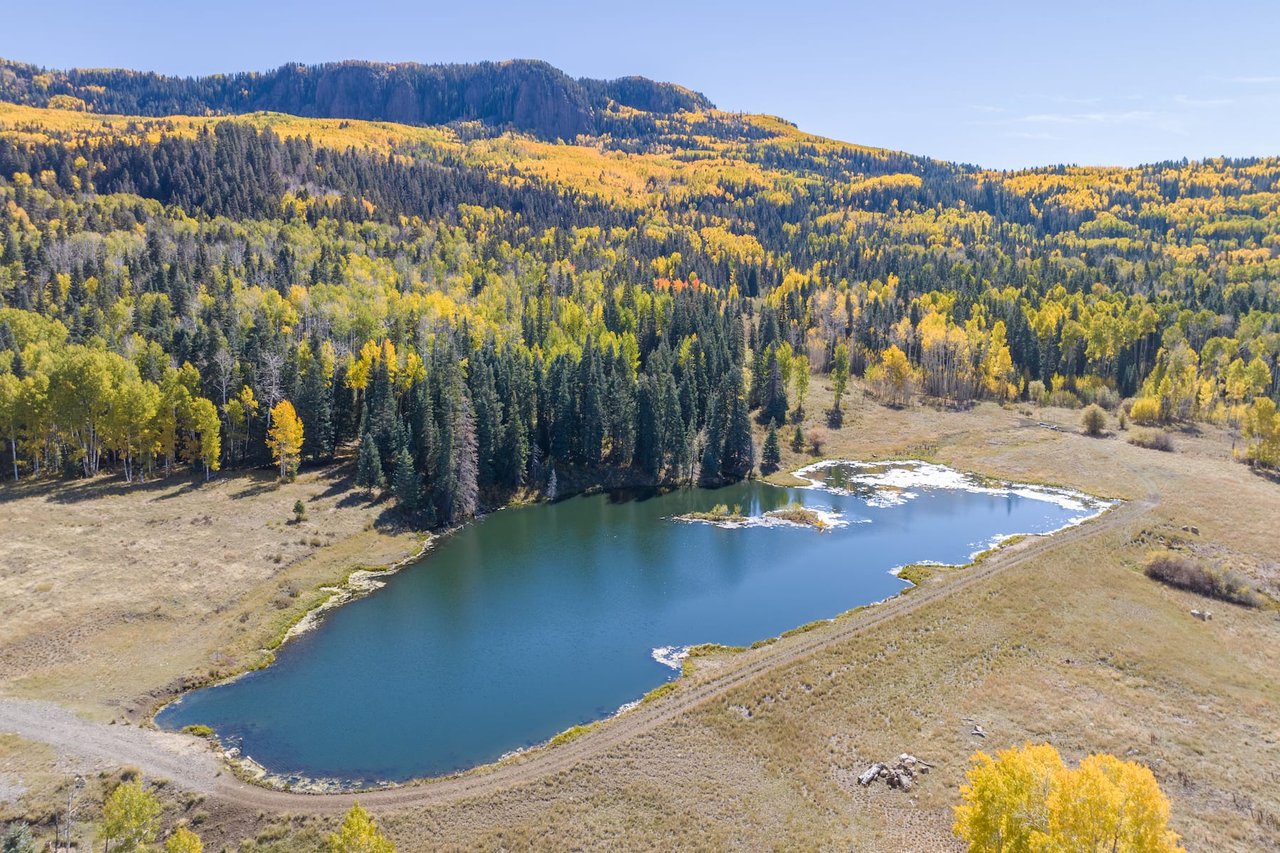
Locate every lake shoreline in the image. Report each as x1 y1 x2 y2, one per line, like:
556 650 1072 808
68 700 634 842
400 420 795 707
151 458 1115 794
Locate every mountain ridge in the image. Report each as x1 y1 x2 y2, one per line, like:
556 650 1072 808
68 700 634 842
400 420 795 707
0 56 715 140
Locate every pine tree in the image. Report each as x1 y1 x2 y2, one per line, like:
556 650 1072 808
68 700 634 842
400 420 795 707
659 373 684 474
759 349 788 425
452 393 479 520
497 391 528 488
578 338 605 466
699 388 724 485
469 357 501 486
634 376 660 476
355 431 384 492
721 378 755 481
761 422 781 473
828 342 850 428
392 446 420 512
297 349 334 462
548 356 575 462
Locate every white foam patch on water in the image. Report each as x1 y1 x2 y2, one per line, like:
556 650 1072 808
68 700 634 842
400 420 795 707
793 459 1112 519
651 645 690 670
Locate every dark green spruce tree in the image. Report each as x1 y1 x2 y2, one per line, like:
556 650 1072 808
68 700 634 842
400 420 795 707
296 349 334 463
392 444 421 513
761 422 781 473
355 430 384 492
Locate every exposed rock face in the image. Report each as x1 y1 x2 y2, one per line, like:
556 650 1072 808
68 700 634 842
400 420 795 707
0 57 715 140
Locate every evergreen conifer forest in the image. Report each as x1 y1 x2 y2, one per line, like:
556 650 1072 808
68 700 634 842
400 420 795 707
1 58 1277 509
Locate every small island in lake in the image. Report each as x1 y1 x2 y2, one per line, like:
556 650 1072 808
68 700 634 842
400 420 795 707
675 501 837 530
763 503 832 530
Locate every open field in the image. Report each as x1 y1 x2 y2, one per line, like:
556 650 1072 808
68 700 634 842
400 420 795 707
0 462 424 722
2 383 1279 850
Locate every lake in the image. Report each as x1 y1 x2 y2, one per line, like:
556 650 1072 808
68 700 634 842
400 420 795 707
156 460 1109 786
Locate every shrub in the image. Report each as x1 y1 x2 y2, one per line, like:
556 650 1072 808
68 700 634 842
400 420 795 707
1128 429 1175 452
1047 388 1082 409
2 822 35 853
806 429 825 455
1092 386 1120 410
1143 552 1260 607
1129 397 1163 425
1081 404 1107 436
1027 380 1047 405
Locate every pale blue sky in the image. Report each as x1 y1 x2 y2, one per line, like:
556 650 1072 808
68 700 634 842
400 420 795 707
3 0 1279 168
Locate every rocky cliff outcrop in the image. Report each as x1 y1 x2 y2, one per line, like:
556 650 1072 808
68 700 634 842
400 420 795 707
0 57 715 140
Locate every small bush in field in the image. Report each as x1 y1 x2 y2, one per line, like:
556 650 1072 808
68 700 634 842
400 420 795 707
1081 404 1107 436
1143 552 1260 607
1128 429 1175 452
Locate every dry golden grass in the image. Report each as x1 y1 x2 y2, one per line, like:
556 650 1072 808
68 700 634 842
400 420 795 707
0 462 421 723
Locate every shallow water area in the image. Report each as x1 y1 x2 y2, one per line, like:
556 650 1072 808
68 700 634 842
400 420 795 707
157 461 1110 786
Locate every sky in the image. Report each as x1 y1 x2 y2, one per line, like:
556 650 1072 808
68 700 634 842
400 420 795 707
2 0 1279 169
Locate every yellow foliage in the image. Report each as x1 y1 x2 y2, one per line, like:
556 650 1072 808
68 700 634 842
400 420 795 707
1240 397 1280 468
954 743 1182 852
166 826 204 853
327 802 396 853
267 400 304 481
1129 397 1163 426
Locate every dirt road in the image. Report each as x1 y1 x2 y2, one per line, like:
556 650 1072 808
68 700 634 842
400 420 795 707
0 486 1156 816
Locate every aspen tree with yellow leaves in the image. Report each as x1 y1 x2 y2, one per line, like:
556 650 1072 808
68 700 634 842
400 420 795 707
953 743 1182 852
267 400 304 481
327 803 396 853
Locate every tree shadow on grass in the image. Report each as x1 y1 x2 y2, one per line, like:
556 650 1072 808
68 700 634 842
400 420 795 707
230 469 283 499
311 464 356 502
1249 465 1280 486
335 488 388 510
35 473 196 505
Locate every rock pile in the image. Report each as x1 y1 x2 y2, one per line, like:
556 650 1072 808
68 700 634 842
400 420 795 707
856 753 933 792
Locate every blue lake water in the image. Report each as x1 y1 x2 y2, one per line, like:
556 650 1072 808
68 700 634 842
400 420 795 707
156 461 1108 786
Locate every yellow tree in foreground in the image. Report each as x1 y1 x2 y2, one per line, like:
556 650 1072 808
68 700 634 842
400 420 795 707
165 825 204 852
1240 397 1280 469
267 400 304 481
327 802 396 853
866 344 920 407
954 743 1182 852
100 779 162 852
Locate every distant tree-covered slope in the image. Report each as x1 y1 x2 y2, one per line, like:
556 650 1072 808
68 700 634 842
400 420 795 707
0 57 714 140
0 63 1277 508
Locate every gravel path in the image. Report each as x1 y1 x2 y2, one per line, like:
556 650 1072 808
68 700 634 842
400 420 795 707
0 483 1156 816
0 699 222 793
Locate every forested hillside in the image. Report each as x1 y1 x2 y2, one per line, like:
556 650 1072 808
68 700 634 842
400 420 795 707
0 57 1278 523
0 58 713 141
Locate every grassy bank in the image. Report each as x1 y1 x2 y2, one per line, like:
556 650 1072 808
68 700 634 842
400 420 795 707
3 383 1279 850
